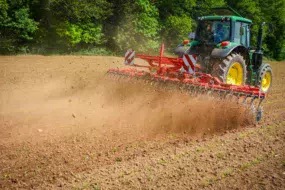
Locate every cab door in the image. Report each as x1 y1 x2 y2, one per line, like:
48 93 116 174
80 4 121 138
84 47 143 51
233 21 250 47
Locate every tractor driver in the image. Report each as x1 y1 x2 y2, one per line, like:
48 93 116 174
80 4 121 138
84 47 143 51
214 23 229 43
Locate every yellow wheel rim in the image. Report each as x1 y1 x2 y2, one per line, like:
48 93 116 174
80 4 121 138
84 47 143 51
226 62 243 85
261 71 271 92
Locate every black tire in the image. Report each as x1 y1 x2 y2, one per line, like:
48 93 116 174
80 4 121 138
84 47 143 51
211 53 247 85
257 63 273 93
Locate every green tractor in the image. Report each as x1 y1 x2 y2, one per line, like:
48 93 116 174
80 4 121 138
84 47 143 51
175 7 273 93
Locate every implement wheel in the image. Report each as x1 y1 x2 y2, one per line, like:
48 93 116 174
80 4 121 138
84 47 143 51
211 53 247 85
257 63 273 93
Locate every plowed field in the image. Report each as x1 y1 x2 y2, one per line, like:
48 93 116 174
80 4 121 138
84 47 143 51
0 56 284 189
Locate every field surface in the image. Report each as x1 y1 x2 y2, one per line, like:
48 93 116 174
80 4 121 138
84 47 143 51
0 56 284 189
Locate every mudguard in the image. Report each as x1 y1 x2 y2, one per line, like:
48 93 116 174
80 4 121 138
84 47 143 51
211 45 249 59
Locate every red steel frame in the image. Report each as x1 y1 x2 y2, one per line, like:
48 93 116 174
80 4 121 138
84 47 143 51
109 43 266 98
129 43 201 75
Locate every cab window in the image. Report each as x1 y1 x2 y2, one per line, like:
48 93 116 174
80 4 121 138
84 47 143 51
234 22 250 47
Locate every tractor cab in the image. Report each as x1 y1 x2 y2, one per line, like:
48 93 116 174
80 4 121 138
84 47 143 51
193 7 252 49
195 15 251 47
175 8 253 59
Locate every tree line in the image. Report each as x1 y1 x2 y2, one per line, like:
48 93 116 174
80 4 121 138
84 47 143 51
0 0 285 60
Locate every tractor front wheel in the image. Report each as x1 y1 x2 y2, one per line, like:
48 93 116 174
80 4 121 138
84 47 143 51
257 63 273 93
211 53 247 85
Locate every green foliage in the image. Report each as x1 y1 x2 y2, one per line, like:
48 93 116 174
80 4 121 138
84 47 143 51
163 14 192 47
56 22 105 46
156 0 196 17
0 0 9 20
114 0 160 53
44 0 112 50
259 0 285 60
193 0 226 18
50 0 112 22
0 0 284 58
11 8 38 40
155 0 196 49
0 5 38 53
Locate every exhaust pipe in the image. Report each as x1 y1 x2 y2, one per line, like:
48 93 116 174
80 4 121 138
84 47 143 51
252 22 266 70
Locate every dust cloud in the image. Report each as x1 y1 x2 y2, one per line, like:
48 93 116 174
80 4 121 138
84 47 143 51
0 56 253 144
95 78 254 138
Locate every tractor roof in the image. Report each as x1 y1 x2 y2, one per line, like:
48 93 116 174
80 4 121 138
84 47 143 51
198 7 252 23
200 15 252 23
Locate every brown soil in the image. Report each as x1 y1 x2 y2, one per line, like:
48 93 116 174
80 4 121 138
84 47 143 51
0 55 284 190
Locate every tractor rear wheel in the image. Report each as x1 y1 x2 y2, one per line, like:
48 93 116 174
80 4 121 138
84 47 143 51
211 53 247 85
257 63 273 93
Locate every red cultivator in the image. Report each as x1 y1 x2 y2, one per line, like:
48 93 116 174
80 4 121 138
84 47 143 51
107 44 266 121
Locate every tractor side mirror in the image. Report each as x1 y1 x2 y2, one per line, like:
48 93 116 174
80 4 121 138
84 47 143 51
240 26 244 35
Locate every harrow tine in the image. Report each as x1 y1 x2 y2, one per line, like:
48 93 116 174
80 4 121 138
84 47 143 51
197 86 202 95
183 85 188 94
225 93 233 100
214 90 223 99
256 107 263 122
203 87 208 95
216 90 224 100
214 90 221 100
180 84 186 91
256 97 264 121
236 93 243 104
114 74 121 80
107 73 116 80
207 90 213 96
242 95 251 104
188 85 195 95
143 79 149 85
187 84 193 92
221 90 228 99
217 90 225 100
193 86 198 96
117 75 125 81
248 96 258 117
199 87 205 96
257 96 265 109
221 90 228 100
250 96 257 107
